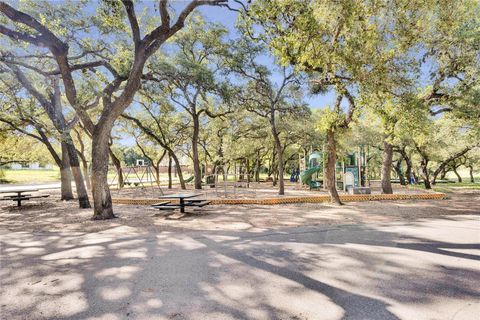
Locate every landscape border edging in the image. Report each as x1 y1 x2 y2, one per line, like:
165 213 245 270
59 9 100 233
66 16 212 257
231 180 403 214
112 192 446 205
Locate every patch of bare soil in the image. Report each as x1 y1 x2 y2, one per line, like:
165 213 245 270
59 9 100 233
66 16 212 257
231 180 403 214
0 188 478 234
111 181 431 199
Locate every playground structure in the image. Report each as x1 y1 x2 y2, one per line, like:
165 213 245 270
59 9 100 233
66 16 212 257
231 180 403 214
300 147 370 193
337 146 370 193
109 165 164 195
300 151 323 189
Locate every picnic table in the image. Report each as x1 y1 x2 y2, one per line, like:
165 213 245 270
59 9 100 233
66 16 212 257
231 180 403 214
152 193 210 213
0 189 49 207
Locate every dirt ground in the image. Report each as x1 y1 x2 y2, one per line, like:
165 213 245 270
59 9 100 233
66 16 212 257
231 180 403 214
0 186 478 234
0 187 479 320
109 180 430 200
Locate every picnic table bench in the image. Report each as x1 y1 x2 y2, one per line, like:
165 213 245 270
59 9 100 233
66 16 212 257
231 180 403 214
151 193 210 213
0 189 50 207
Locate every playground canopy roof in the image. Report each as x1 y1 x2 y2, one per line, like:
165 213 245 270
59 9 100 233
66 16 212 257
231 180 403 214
309 152 322 163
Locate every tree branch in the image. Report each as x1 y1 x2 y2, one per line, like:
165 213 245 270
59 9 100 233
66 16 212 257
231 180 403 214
430 107 453 116
0 1 67 51
122 0 141 48
159 0 170 28
143 0 227 56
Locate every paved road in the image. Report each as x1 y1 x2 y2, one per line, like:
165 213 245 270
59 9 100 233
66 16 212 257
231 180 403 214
1 215 479 319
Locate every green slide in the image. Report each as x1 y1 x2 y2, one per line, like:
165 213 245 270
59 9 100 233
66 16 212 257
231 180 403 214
301 166 321 188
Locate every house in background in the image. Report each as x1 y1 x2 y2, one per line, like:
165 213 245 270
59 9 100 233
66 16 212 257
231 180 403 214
6 162 55 170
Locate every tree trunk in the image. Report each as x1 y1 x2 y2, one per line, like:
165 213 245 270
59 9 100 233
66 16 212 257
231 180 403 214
77 148 91 191
65 141 91 208
394 158 406 186
420 158 431 189
268 147 275 184
168 155 173 189
381 139 394 194
192 114 202 189
154 165 160 184
276 146 284 195
60 142 74 201
325 129 342 204
42 77 89 207
73 128 91 191
239 162 245 181
469 165 474 183
84 162 91 190
255 150 261 182
404 154 413 184
91 129 115 220
271 162 277 186
170 152 186 189
431 146 472 185
246 158 251 185
35 128 74 200
439 167 448 180
109 149 124 188
432 166 447 185
269 142 278 186
453 166 462 182
272 135 285 195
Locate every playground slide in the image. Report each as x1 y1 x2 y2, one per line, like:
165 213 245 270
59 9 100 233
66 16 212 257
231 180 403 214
300 166 321 186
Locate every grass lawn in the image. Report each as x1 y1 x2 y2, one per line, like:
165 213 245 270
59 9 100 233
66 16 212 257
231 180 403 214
0 169 60 184
412 181 480 193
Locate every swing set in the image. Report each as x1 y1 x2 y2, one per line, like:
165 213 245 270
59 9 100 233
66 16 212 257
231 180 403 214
109 165 164 195
211 163 258 198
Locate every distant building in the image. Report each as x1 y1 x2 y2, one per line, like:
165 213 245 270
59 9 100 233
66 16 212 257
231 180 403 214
6 162 56 170
10 163 22 170
29 163 39 169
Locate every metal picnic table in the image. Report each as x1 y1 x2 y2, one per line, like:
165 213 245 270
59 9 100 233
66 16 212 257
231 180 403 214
155 193 209 213
0 189 46 206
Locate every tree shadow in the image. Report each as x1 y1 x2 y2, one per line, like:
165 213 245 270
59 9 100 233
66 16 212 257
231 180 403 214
197 235 401 320
1 217 479 319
